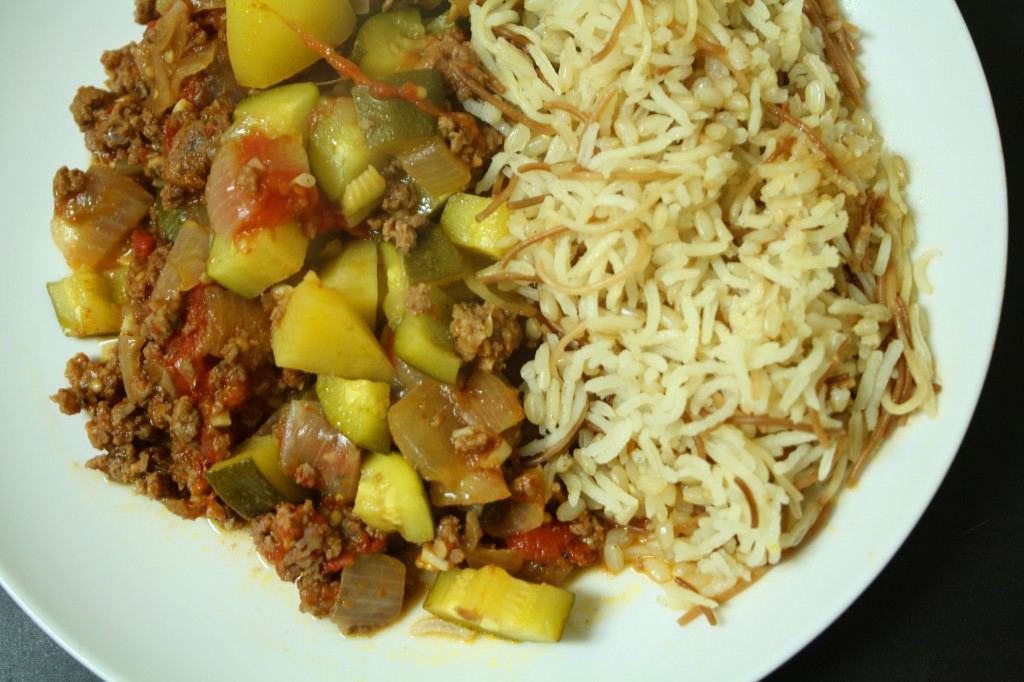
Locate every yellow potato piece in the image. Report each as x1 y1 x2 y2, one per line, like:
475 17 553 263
271 272 395 382
226 0 357 89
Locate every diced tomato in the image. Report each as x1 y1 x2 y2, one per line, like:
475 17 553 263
131 228 157 261
505 522 596 567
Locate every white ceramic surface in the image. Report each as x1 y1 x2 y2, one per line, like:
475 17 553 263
0 2 1005 681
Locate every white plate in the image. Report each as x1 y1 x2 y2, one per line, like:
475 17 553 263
0 2 1005 681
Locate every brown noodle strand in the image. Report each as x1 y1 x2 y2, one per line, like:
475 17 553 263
594 1 635 62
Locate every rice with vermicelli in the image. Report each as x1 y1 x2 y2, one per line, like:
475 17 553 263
465 0 937 620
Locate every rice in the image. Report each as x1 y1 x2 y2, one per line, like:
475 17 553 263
468 0 937 620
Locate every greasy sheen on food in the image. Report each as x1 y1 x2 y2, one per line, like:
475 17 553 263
466 0 937 620
46 0 936 637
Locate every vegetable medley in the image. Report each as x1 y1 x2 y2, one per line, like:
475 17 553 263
49 0 596 642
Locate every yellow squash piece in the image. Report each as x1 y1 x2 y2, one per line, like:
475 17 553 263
47 267 123 337
353 452 434 543
317 239 380 328
207 222 309 298
231 82 321 140
315 375 392 453
439 193 514 259
272 272 395 382
226 0 357 89
423 565 576 643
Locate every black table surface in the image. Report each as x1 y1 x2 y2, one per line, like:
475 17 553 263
3 2 1021 680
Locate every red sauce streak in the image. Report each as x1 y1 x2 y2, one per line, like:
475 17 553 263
232 132 318 240
257 2 446 118
131 229 157 261
506 522 596 567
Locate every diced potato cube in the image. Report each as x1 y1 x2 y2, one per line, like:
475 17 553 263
272 272 395 382
317 239 380 328
226 0 357 89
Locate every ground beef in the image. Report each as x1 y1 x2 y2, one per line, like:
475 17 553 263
438 112 502 172
70 6 236 206
52 167 87 210
134 0 159 24
250 500 387 616
160 98 234 207
450 302 523 372
403 283 434 315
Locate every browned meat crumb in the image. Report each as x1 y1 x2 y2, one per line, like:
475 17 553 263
450 302 523 372
403 283 434 315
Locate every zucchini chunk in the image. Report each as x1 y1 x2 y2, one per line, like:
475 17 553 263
231 82 321 140
439 193 514 259
206 221 309 299
315 375 392 453
353 452 434 543
352 69 447 155
308 96 385 204
46 267 123 337
350 6 428 77
423 565 576 643
205 435 310 520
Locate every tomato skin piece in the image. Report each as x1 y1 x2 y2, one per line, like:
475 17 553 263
131 229 157 261
505 522 596 567
206 131 318 242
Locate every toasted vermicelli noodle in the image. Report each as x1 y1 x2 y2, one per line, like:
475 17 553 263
466 0 937 620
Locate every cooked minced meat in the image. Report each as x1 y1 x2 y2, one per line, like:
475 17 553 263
450 302 523 372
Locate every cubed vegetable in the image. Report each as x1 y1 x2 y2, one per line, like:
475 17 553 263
307 97 386 203
232 82 321 140
316 375 392 453
317 238 380 328
423 565 576 643
350 6 428 77
439 193 514 258
226 0 357 89
354 452 434 543
341 165 387 226
352 69 447 154
205 435 310 520
271 272 395 382
47 267 123 338
207 221 309 298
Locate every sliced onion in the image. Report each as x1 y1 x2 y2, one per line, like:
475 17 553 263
150 220 211 303
278 400 361 501
388 379 473 486
480 499 544 538
452 370 525 434
428 470 510 507
117 317 148 405
397 136 471 198
332 553 406 635
206 133 312 241
51 167 154 269
170 41 218 95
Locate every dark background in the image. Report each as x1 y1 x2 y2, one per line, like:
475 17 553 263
2 1 1021 680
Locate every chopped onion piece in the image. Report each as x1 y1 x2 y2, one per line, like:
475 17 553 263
332 553 406 635
150 220 212 303
51 167 153 269
398 137 471 198
453 370 524 434
278 400 361 501
428 469 510 507
206 133 312 241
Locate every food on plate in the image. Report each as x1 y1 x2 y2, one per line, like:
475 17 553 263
47 0 936 639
